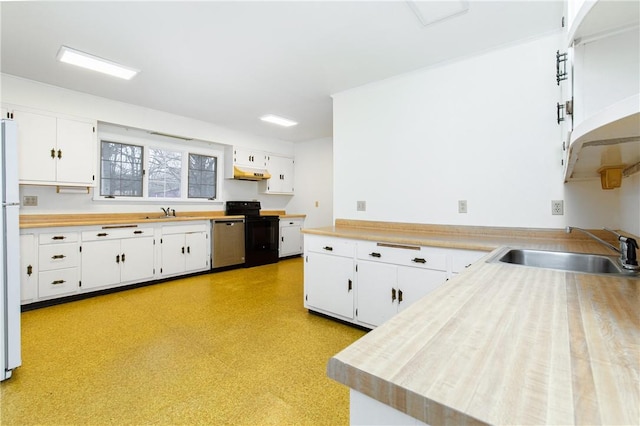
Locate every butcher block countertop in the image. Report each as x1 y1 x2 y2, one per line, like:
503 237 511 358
20 211 304 228
314 220 639 425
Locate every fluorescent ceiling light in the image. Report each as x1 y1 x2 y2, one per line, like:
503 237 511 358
260 114 298 127
57 45 139 80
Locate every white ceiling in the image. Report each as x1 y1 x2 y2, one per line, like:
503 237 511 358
1 1 563 143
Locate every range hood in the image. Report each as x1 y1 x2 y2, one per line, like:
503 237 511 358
232 166 272 181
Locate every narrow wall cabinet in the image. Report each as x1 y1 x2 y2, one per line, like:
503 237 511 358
8 106 96 186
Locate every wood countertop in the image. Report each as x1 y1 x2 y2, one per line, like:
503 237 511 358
20 211 305 229
320 220 639 425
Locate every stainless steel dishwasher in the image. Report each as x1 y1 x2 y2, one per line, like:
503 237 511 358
212 219 245 268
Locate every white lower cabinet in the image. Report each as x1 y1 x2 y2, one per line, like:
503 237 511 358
304 236 355 321
80 227 155 291
279 218 303 257
19 234 37 303
20 220 211 305
160 223 209 277
304 234 486 329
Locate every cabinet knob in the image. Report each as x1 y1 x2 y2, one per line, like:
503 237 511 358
391 288 396 302
323 246 333 251
57 149 62 159
51 280 66 285
348 279 352 292
369 252 381 258
52 236 66 240
412 257 427 264
121 253 126 263
50 148 56 159
51 254 66 260
27 265 33 276
398 289 403 303
97 233 108 237
116 254 120 263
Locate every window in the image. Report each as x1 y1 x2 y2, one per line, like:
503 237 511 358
98 133 221 201
100 141 143 196
188 153 217 199
148 148 182 198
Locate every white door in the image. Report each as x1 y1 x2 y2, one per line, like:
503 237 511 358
14 110 57 183
184 232 208 272
55 118 95 185
81 240 121 289
120 236 155 283
356 261 397 328
396 267 447 313
161 233 186 276
280 224 301 257
304 252 354 320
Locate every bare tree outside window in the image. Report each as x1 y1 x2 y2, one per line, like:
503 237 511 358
100 141 143 196
188 153 217 199
148 148 182 198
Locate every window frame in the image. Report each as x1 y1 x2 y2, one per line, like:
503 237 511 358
95 131 224 203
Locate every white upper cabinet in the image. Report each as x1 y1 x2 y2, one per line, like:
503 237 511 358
261 155 294 194
9 106 96 186
562 0 640 185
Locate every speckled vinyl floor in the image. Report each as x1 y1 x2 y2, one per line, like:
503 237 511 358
0 257 366 425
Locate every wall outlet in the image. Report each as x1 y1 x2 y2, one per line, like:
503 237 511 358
23 195 38 206
551 200 564 215
458 200 467 214
357 200 366 212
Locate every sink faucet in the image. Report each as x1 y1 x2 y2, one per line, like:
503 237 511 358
161 207 175 217
566 226 639 271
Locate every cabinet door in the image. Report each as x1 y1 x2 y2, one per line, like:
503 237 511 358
356 261 398 328
304 252 354 320
13 109 57 183
280 223 302 257
184 232 209 272
81 240 121 289
396 267 447 314
265 155 294 193
120 236 155 283
55 118 95 185
39 268 78 298
20 234 37 302
233 148 266 168
161 233 186 276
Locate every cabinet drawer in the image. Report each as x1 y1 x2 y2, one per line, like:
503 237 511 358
81 227 154 241
39 268 78 298
306 236 355 257
162 223 208 235
451 250 487 273
39 243 79 271
357 241 447 271
39 232 78 244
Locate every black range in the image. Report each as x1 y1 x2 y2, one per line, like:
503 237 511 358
225 201 279 267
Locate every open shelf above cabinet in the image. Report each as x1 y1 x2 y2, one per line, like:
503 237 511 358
564 94 640 182
567 0 640 46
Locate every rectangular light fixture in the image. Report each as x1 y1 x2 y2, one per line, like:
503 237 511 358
57 45 139 80
260 114 298 127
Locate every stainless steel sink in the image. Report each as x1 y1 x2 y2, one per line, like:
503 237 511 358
487 247 638 277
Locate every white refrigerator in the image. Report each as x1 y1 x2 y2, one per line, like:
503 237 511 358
1 119 21 381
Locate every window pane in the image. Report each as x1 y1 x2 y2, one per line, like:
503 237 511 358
148 148 182 198
100 141 143 197
188 153 217 199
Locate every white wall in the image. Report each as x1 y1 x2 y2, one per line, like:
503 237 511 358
332 32 625 229
284 137 334 228
2 74 297 215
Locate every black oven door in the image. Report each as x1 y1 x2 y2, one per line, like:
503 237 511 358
245 216 279 267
